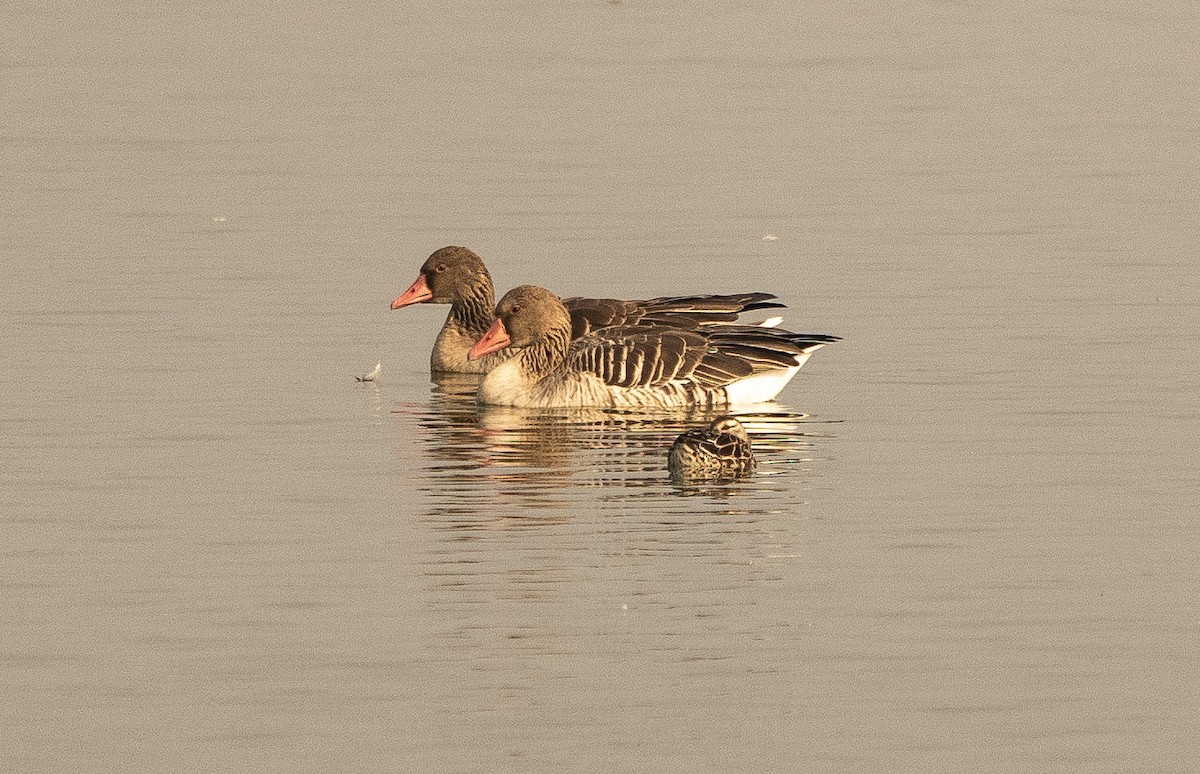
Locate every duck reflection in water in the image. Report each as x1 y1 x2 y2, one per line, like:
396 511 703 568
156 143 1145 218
392 373 836 527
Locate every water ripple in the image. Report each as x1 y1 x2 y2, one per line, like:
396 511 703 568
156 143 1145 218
391 374 839 530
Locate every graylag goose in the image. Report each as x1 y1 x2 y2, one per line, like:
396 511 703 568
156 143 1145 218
668 416 756 481
467 285 839 408
390 246 784 374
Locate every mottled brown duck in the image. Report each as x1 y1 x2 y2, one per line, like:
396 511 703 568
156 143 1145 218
668 416 756 481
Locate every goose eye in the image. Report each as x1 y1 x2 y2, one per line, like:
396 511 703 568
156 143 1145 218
434 263 447 273
510 304 522 314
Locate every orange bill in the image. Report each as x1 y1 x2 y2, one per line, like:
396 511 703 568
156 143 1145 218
468 318 511 360
390 275 432 309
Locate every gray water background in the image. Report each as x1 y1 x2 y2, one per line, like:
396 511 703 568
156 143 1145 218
2 1 1197 771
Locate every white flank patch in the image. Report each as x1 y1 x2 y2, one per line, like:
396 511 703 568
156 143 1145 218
724 349 819 405
757 316 784 329
725 366 799 405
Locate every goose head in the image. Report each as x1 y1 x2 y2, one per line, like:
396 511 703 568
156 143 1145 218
468 285 571 360
390 246 492 309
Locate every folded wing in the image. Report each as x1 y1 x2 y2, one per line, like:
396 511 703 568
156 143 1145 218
564 324 840 391
563 293 785 339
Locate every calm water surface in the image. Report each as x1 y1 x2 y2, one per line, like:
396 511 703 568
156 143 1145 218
2 1 1197 772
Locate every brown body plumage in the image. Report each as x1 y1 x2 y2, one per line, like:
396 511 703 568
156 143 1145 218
468 285 839 408
668 416 756 482
390 246 785 374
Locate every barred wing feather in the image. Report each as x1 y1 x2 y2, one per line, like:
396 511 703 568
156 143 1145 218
563 324 839 393
565 326 708 389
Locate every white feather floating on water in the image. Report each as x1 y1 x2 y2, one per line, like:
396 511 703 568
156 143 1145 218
355 362 382 382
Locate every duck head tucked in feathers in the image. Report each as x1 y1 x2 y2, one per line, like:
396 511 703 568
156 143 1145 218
668 415 756 481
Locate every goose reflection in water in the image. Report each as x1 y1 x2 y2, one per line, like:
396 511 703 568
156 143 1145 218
391 373 838 529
